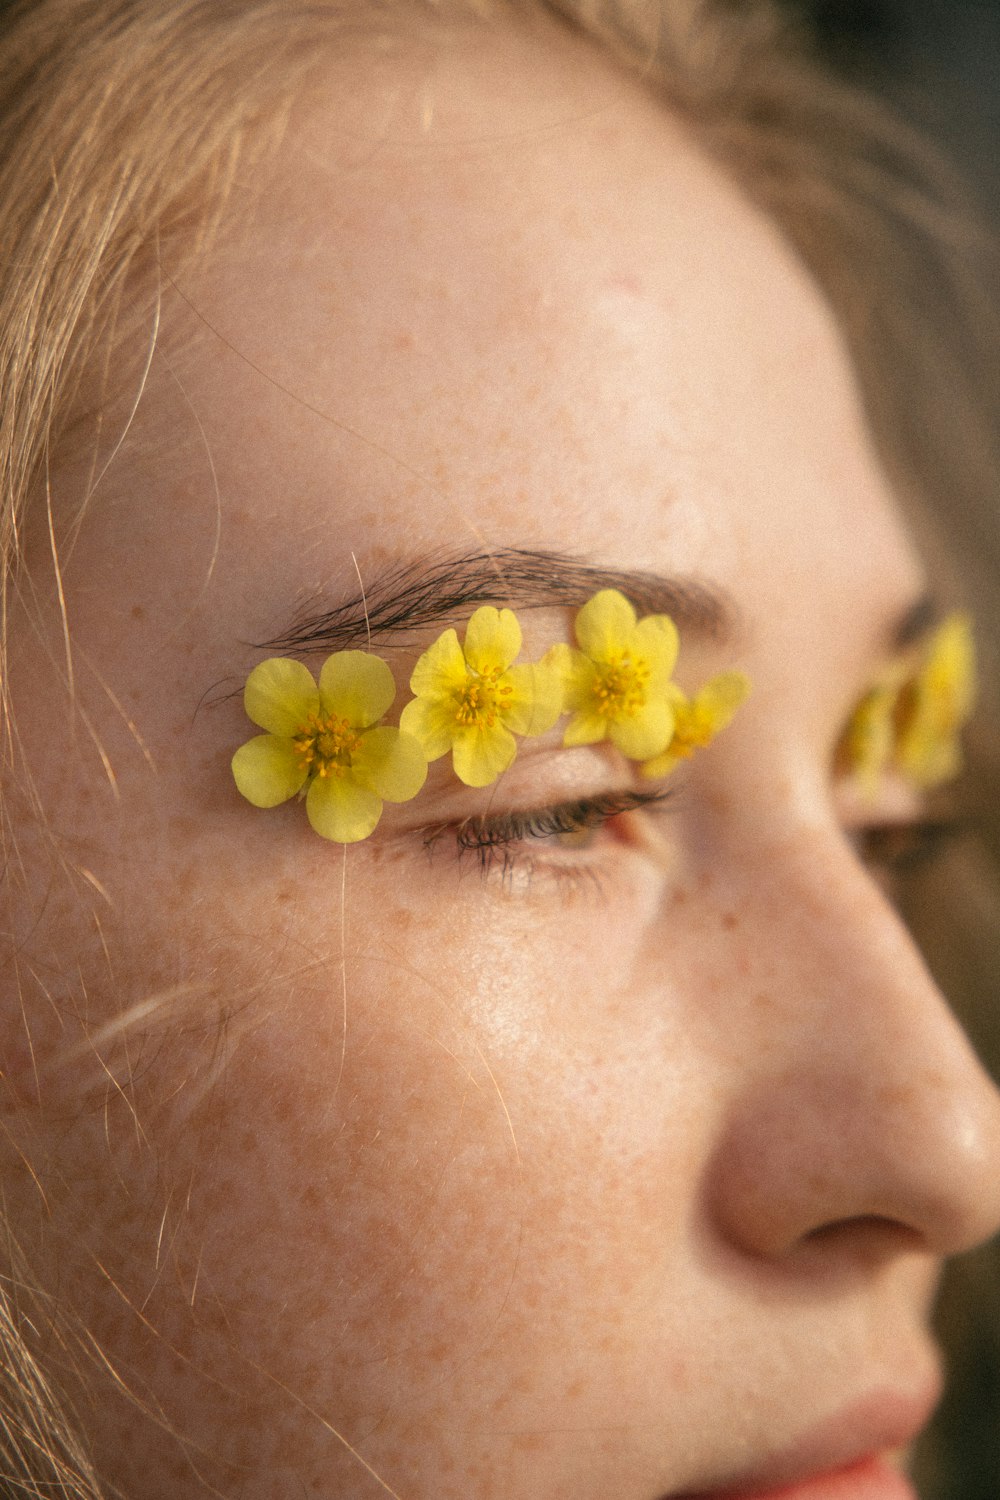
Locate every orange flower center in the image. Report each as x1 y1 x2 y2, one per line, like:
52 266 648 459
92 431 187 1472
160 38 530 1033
454 668 513 730
293 712 362 778
593 655 649 719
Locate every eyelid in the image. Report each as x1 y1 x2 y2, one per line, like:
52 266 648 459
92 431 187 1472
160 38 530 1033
423 785 676 855
415 785 679 897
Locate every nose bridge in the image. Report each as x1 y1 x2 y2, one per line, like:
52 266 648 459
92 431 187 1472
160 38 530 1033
706 822 1000 1259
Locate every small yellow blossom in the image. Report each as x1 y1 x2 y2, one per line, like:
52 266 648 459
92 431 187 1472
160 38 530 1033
545 589 679 761
232 652 427 842
895 612 976 788
640 671 751 778
836 676 902 801
399 606 563 787
837 611 976 797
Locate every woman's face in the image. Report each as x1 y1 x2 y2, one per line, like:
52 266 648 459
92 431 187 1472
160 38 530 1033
6 16 1000 1500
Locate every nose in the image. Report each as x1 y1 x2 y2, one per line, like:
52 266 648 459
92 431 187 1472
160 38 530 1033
707 824 1000 1261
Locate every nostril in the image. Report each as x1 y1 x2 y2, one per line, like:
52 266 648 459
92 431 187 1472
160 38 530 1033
706 1033 1000 1262
800 1215 926 1264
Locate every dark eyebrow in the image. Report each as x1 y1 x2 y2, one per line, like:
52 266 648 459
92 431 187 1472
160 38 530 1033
891 591 939 652
258 548 739 656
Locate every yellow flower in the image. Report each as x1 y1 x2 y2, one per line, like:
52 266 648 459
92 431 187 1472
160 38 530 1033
545 589 679 761
640 671 751 778
836 679 899 801
837 611 976 797
232 652 427 842
399 606 563 787
895 612 976 788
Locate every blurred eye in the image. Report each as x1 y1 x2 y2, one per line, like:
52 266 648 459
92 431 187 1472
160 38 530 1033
851 817 969 899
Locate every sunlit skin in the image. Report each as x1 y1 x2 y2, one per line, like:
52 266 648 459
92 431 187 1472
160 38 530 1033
4 14 1000 1500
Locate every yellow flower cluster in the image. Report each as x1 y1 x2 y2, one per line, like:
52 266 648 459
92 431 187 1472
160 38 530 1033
542 590 750 776
838 612 976 798
230 589 750 841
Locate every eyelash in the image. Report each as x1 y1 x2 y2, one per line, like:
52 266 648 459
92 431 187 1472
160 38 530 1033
423 787 675 882
421 787 967 905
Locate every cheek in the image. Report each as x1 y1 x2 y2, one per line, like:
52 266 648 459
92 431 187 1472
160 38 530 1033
163 874 709 1374
4 831 712 1426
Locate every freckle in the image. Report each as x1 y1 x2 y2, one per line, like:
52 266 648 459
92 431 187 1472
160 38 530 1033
392 330 415 352
130 604 145 621
275 886 295 904
513 1433 543 1453
721 911 738 930
672 885 688 905
752 991 776 1013
564 1377 585 1401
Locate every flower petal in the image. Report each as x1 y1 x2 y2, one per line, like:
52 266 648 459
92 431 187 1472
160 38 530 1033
452 724 517 787
924 612 976 721
894 614 976 788
399 695 457 761
557 649 601 713
608 698 675 760
410 628 467 698
244 658 319 735
319 651 396 728
562 709 611 747
541 641 573 684
573 589 637 661
232 735 308 807
639 745 686 779
501 662 565 737
305 775 383 843
696 670 751 723
352 727 428 802
840 686 896 798
463 606 522 676
633 613 680 682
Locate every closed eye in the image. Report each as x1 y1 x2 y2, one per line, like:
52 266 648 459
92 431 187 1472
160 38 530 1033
422 786 676 884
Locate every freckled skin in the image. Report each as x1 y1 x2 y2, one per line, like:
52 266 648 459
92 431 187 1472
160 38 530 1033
2 15 1000 1500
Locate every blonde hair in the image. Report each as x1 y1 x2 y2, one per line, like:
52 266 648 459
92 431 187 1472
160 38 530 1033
0 1 997 1493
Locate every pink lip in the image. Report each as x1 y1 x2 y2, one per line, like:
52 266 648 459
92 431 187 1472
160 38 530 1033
710 1454 917 1500
671 1382 940 1500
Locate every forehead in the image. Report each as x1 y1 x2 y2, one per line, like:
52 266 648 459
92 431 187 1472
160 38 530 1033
97 14 922 700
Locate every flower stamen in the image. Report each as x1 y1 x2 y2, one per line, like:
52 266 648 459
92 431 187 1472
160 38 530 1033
293 712 363 779
592 655 650 720
453 668 514 730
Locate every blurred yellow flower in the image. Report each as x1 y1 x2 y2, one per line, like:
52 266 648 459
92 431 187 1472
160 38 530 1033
400 606 563 787
641 671 751 778
836 678 900 800
232 652 427 842
545 589 679 761
895 612 976 789
838 611 976 797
